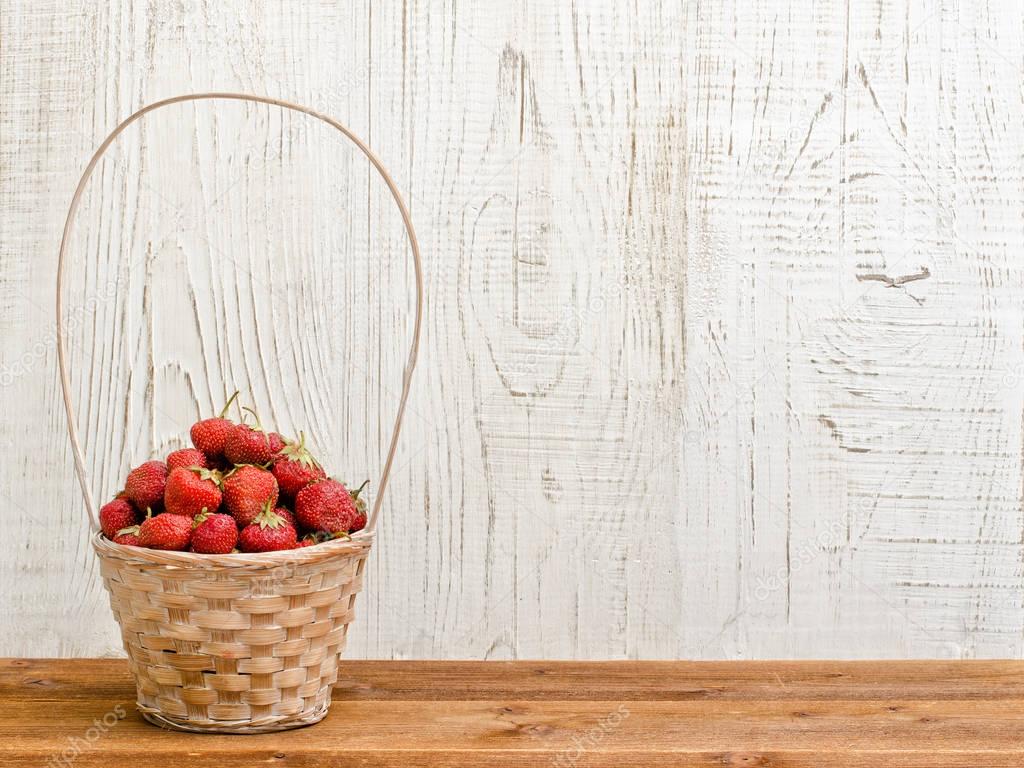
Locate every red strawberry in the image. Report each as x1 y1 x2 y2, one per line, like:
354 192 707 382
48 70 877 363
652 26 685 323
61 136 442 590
268 432 287 454
166 448 209 472
223 465 278 526
273 506 295 527
99 497 138 540
295 479 358 533
113 524 141 547
297 538 317 548
139 513 192 551
224 424 274 465
272 432 326 499
164 467 223 517
238 504 297 552
190 391 239 459
349 480 369 533
190 511 239 554
124 461 168 510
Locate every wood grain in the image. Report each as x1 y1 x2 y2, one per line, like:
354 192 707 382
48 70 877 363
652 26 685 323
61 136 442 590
4 659 1024 766
3 0 1024 659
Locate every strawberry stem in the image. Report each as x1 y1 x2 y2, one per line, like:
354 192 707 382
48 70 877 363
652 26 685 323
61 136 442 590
218 390 240 419
241 406 264 433
191 467 224 487
280 431 322 470
351 479 370 499
255 500 285 529
241 406 274 454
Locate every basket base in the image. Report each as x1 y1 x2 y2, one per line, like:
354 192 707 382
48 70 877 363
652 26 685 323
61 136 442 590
139 702 330 734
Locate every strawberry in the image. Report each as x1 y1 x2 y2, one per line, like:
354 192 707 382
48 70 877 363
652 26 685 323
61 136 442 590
273 506 295 527
164 467 223 517
139 513 192 551
190 511 238 554
295 479 358 534
99 497 138 540
113 524 141 546
166 448 209 472
268 432 287 454
190 391 239 459
124 461 168 511
222 465 278 526
223 406 277 465
272 432 326 499
224 425 274 465
349 480 369 533
238 504 297 552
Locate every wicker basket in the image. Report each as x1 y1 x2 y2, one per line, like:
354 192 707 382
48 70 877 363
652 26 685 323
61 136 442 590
56 93 422 733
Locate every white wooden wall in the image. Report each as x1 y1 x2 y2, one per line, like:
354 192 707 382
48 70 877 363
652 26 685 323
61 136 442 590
3 0 1024 659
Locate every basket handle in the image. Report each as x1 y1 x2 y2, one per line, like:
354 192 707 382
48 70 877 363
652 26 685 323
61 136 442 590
56 92 423 536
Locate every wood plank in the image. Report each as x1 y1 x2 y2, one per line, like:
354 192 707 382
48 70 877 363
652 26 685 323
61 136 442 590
8 698 1024 748
7 658 1024 701
3 660 1024 766
6 751 1024 768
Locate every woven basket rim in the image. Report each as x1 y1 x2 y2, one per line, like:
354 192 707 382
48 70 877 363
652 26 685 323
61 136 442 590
91 529 373 569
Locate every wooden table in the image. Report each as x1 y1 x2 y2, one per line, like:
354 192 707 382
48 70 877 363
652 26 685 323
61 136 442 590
4 659 1023 766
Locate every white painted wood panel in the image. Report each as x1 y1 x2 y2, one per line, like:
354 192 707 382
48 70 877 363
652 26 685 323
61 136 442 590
2 0 1024 658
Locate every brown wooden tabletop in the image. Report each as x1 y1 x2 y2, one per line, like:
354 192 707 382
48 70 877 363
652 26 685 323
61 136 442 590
4 658 1024 766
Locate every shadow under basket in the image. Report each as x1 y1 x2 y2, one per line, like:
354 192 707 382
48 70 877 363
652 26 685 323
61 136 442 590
93 531 373 733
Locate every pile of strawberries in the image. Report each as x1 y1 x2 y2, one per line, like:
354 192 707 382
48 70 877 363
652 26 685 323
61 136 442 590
98 393 367 554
